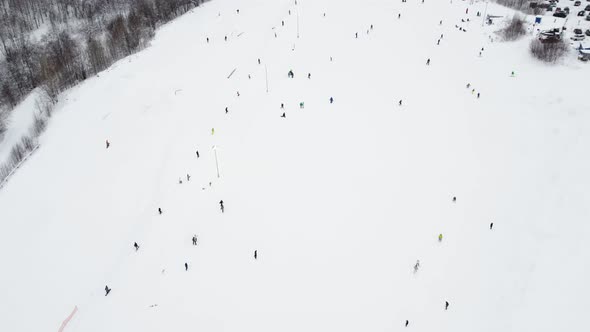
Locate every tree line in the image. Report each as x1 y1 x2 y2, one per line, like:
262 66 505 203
0 0 207 118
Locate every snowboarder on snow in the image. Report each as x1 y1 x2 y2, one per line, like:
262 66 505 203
288 70 294 78
452 196 456 202
281 112 286 118
220 200 224 213
438 234 443 242
105 285 111 296
192 235 197 245
299 102 305 109
134 242 139 251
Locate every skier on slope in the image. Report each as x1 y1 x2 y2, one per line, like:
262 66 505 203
134 242 139 251
330 97 334 104
220 200 225 213
185 262 189 271
192 235 198 245
426 58 431 65
438 234 443 242
158 208 163 215
490 222 494 230
445 301 450 310
413 260 420 273
405 320 409 327
399 99 403 106
254 250 258 260
281 112 286 118
106 140 110 149
105 285 111 296
196 150 200 158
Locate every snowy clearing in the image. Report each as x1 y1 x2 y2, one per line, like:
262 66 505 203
0 0 589 331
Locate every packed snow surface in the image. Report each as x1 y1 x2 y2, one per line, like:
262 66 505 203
1 0 589 331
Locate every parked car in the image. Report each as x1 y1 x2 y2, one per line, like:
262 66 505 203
571 34 585 40
574 0 581 6
585 4 590 10
554 11 568 17
574 28 583 34
586 29 590 36
579 10 586 15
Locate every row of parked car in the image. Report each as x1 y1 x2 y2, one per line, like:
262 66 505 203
571 28 590 40
537 0 590 19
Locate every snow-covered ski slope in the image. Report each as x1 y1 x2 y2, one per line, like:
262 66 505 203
1 0 589 331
